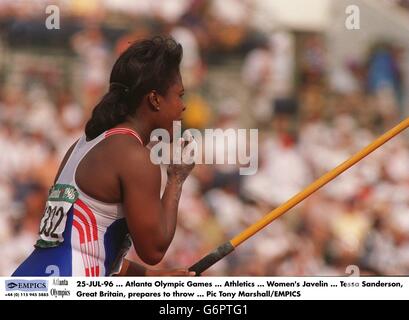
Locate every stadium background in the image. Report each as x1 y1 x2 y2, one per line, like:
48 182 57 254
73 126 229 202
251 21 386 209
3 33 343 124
1 0 409 275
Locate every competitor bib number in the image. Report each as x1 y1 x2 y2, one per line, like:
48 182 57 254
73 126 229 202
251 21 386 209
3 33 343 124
35 184 79 248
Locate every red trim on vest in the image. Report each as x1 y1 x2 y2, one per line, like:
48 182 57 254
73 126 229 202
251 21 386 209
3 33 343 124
105 128 143 145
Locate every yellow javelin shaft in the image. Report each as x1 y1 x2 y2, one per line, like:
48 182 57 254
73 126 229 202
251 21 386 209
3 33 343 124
231 117 409 247
190 118 409 275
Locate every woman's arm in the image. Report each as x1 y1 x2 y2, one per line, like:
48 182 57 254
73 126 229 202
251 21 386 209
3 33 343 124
116 259 146 276
118 141 194 266
117 259 195 276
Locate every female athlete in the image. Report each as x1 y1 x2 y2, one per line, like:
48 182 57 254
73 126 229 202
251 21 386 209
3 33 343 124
12 36 195 276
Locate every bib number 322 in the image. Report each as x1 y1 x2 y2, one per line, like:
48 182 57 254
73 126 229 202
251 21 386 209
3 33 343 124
35 184 79 248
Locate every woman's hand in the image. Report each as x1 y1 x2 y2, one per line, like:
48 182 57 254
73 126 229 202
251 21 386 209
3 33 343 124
167 161 195 183
167 132 196 183
145 268 196 276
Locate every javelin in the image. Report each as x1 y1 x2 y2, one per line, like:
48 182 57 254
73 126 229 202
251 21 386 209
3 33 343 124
189 118 409 275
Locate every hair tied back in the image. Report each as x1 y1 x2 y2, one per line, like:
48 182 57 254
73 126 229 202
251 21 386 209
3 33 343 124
110 82 130 93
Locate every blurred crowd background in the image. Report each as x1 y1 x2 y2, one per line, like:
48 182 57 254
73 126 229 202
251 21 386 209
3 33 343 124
1 0 409 276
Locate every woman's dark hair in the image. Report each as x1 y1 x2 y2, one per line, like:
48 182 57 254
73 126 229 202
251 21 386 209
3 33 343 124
85 36 183 140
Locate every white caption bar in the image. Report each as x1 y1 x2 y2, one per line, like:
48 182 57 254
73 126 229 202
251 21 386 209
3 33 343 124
1 277 408 300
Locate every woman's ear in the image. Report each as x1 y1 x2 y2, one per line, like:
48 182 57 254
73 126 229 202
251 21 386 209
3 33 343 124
148 90 160 111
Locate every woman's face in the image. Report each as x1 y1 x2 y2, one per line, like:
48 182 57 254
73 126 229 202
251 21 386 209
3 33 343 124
157 74 185 141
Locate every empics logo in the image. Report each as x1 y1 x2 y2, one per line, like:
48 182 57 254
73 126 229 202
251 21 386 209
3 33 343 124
5 280 48 292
